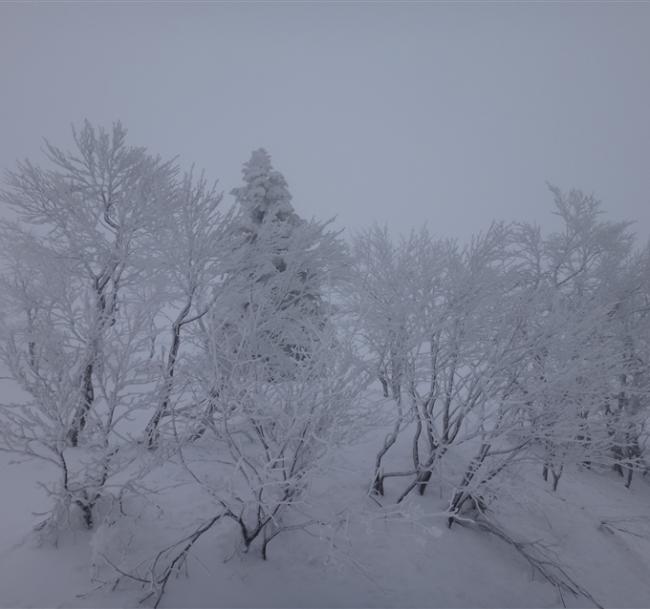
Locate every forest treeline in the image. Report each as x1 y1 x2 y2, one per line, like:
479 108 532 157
0 123 647 606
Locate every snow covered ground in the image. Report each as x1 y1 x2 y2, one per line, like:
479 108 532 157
1 419 650 609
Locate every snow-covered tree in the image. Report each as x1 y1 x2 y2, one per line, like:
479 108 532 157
223 148 347 381
512 187 646 490
179 314 367 555
349 223 533 503
0 122 177 534
142 170 234 448
0 121 177 446
231 148 297 232
152 149 364 556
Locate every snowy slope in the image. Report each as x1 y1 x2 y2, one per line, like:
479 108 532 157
1 420 650 609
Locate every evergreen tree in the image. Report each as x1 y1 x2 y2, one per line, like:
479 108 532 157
225 149 346 380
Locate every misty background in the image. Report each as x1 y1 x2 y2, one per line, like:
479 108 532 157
1 1 649 240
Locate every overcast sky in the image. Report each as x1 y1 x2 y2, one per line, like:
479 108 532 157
1 2 649 242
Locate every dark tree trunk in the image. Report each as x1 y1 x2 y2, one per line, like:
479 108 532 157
67 272 118 446
552 468 562 492
144 323 183 448
67 361 95 447
416 470 432 495
144 297 193 448
379 374 389 398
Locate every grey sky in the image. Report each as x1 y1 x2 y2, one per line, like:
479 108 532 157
1 2 649 242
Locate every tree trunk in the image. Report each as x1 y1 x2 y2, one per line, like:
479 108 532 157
67 360 95 447
144 310 188 448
